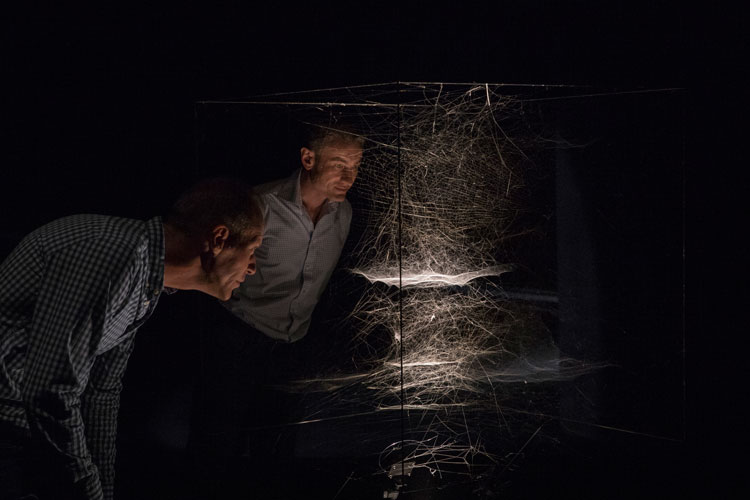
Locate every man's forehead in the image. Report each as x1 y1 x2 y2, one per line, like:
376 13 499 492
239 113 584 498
319 141 363 159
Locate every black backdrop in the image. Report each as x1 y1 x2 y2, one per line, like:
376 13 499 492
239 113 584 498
2 2 740 498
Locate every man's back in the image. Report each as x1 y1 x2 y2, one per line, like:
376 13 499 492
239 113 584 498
0 214 164 419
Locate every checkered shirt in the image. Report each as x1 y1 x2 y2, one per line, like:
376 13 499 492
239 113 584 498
223 169 351 342
0 214 165 500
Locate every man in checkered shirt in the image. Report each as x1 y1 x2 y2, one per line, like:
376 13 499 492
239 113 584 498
0 179 263 500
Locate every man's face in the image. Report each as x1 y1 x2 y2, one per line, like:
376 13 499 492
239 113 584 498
208 231 263 300
304 138 363 202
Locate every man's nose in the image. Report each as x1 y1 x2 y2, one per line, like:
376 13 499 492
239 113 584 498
246 255 257 276
341 169 355 184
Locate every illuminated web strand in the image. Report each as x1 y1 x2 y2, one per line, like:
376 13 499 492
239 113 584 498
352 264 514 288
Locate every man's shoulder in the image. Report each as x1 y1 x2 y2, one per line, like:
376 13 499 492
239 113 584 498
43 214 145 236
43 213 139 228
254 171 297 197
34 214 152 255
338 198 352 219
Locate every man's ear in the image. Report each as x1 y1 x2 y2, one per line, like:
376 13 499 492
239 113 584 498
208 225 230 256
300 147 315 171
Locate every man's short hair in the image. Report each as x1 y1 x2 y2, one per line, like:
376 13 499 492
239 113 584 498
166 178 263 247
304 120 365 154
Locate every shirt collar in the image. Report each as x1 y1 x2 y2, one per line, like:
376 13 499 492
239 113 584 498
274 169 300 205
292 169 304 207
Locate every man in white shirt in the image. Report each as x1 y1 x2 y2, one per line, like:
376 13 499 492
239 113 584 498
189 123 363 497
223 124 363 341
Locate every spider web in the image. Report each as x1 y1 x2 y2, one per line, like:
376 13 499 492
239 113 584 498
200 82 617 490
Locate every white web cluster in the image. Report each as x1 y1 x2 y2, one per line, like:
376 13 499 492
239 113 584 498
350 85 530 283
348 286 576 408
348 87 533 414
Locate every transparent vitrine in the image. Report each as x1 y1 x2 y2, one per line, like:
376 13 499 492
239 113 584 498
193 82 685 498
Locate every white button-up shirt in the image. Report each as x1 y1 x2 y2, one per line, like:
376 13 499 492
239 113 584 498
223 169 351 342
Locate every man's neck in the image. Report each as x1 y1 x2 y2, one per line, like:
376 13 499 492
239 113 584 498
299 170 328 224
162 223 205 290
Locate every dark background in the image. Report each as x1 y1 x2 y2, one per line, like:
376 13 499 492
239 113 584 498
1 2 742 499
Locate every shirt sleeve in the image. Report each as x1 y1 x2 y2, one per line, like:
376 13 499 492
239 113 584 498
81 335 136 500
21 243 123 500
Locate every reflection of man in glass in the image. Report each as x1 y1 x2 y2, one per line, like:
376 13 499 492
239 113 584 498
0 179 263 500
190 123 363 496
